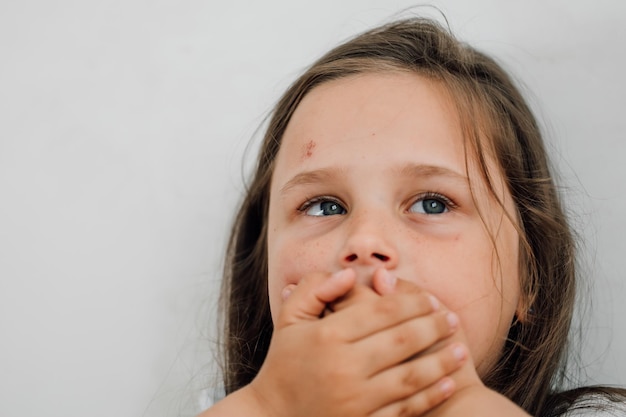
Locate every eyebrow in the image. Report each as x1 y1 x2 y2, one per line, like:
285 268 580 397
279 163 468 195
279 167 346 195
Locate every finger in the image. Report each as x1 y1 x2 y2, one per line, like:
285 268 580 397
322 289 440 342
277 269 356 326
371 268 397 295
328 282 380 313
377 275 425 296
332 270 416 313
357 310 460 375
372 275 446 338
331 268 395 313
367 344 467 417
369 377 456 417
373 342 467 395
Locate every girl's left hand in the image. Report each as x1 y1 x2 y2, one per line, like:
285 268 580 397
332 273 530 417
330 272 483 393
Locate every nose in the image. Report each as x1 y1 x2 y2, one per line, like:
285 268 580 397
339 214 398 273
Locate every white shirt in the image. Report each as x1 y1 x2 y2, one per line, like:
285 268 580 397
562 395 626 416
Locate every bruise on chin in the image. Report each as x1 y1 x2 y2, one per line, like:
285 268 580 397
301 139 316 161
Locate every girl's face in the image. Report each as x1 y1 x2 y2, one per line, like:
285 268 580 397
267 72 522 375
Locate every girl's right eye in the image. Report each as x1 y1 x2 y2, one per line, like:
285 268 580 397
300 199 347 217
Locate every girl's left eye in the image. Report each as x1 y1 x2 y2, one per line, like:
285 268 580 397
301 199 347 217
409 194 451 215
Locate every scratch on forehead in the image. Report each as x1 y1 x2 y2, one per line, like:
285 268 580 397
300 140 316 161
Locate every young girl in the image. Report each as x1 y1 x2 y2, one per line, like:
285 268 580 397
201 17 626 417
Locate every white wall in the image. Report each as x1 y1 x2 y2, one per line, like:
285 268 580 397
0 1 624 416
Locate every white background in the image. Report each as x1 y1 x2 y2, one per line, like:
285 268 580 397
1 1 625 416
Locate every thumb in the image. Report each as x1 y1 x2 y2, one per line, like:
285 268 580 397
277 269 356 327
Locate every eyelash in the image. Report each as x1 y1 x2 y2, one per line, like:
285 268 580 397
410 191 457 211
297 195 345 213
297 192 457 215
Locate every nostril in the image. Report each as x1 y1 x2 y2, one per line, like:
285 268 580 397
344 253 390 263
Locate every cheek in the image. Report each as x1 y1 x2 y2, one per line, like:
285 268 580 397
267 231 337 321
459 238 519 374
454 288 510 375
426 272 510 376
409 228 518 375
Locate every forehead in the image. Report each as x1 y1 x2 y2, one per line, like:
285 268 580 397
274 72 467 177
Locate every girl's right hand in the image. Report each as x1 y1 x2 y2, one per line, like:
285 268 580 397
244 268 466 417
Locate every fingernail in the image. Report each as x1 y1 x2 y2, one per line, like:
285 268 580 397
281 285 295 300
452 343 466 362
447 312 459 329
439 377 455 397
429 295 440 311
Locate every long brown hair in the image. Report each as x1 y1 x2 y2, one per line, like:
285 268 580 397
218 17 624 416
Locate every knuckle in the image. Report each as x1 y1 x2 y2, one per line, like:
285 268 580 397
397 404 413 417
425 349 454 377
392 330 409 346
401 364 421 388
386 375 451 417
401 365 425 392
423 387 443 410
397 396 430 417
414 387 445 415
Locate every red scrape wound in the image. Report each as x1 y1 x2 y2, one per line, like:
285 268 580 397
301 140 316 160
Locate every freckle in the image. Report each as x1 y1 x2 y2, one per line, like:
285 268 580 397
301 140 316 160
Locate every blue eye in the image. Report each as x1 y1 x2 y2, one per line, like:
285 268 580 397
409 196 450 214
303 199 347 216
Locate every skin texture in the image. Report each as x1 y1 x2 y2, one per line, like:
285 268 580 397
267 72 522 376
200 72 531 417
207 270 473 417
